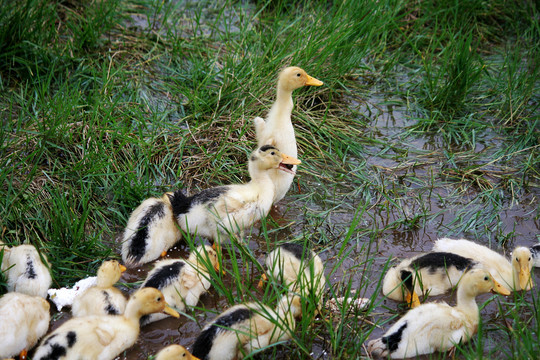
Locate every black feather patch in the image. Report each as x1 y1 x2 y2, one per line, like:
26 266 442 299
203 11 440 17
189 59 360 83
411 252 474 274
127 202 165 262
36 333 67 360
169 190 192 216
143 260 185 290
66 331 77 348
192 308 253 359
103 291 119 315
400 270 414 294
382 322 408 353
259 145 277 152
280 243 312 262
26 254 37 279
192 186 228 207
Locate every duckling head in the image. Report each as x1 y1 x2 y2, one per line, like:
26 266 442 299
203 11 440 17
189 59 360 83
511 247 534 290
96 260 127 288
156 344 200 360
129 287 180 318
278 66 323 93
249 145 301 175
189 245 222 274
462 269 511 296
278 294 303 319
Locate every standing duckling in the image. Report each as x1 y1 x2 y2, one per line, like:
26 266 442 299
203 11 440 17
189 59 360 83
121 193 182 267
382 252 478 308
33 287 179 360
1 243 52 298
367 269 510 358
0 292 51 360
168 145 300 243
253 67 323 203
72 260 127 317
433 238 534 291
155 345 200 360
140 245 220 325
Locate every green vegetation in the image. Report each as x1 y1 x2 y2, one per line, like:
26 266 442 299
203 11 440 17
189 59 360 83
0 0 538 358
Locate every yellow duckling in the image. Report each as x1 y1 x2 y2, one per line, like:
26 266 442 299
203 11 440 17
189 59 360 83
72 260 128 317
433 238 534 291
155 345 200 360
168 145 300 243
191 295 302 360
140 245 220 325
367 269 510 358
253 66 323 203
121 193 182 267
382 251 479 308
260 243 326 309
0 243 52 298
33 287 179 360
0 292 50 359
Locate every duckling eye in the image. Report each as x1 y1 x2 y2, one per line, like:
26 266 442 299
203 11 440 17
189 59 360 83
271 151 275 155
296 73 301 77
484 276 489 281
157 297 162 301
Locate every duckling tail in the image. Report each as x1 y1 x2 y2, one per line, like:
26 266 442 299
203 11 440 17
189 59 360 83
167 190 192 216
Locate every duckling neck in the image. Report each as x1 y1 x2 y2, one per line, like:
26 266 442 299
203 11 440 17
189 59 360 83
123 301 146 324
267 87 294 126
456 286 480 321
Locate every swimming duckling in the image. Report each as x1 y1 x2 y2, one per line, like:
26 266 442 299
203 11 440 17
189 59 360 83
156 345 200 360
0 292 50 359
192 295 301 360
253 66 323 203
72 260 127 317
260 243 326 309
433 238 534 291
140 245 220 325
121 193 182 267
168 145 301 243
382 252 479 308
367 269 510 358
33 287 179 360
530 243 540 267
0 243 52 298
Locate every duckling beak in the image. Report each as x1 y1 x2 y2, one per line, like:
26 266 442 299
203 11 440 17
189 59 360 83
305 74 323 86
119 265 127 272
491 278 511 296
257 273 268 289
405 290 421 308
189 354 202 360
163 304 180 318
279 153 301 174
519 265 533 290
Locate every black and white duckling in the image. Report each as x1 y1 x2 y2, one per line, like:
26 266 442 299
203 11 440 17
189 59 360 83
33 287 179 360
367 269 510 359
260 243 326 309
0 292 51 359
0 243 52 298
140 245 220 325
155 345 200 360
253 66 323 203
72 260 127 317
530 243 540 267
191 295 302 360
433 238 534 291
382 252 479 308
121 193 182 267
168 145 301 243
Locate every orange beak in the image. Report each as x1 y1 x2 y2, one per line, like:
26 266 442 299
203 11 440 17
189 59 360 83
491 278 512 296
405 290 421 308
119 265 127 272
305 74 323 86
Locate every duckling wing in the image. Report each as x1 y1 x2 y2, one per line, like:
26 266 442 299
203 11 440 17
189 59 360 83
213 189 265 231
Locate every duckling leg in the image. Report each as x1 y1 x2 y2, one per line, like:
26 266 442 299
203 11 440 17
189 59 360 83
19 349 28 360
257 273 268 289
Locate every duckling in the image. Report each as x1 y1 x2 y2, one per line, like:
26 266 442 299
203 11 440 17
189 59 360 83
0 243 52 298
121 193 182 267
0 292 50 359
253 66 323 203
530 243 540 267
433 238 534 291
382 252 478 308
367 269 510 359
260 243 326 309
33 287 179 360
140 245 220 325
156 345 200 360
192 295 301 360
72 260 127 317
168 145 301 243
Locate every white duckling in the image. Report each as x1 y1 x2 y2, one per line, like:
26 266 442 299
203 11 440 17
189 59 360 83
191 295 302 360
140 245 220 325
530 243 540 267
0 292 50 359
382 251 479 308
71 260 127 317
155 345 200 360
0 243 52 298
121 193 182 267
33 287 179 360
168 145 300 243
433 238 534 291
367 268 510 358
253 66 323 203
260 243 326 309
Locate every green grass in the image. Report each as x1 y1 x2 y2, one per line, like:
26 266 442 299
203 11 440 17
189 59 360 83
0 0 539 358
